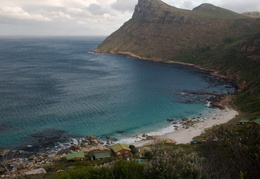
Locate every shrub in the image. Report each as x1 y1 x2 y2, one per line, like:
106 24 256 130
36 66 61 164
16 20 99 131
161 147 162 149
145 144 205 179
129 145 138 155
50 166 112 179
113 160 145 179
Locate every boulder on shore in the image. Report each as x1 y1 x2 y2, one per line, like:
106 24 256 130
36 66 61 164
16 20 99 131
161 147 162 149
0 150 11 157
28 155 35 161
24 168 46 175
182 118 188 121
0 167 6 174
86 136 99 145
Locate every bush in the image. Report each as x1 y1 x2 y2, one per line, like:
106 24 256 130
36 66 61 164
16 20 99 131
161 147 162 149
113 160 145 179
197 126 260 178
50 166 112 179
129 145 138 155
145 144 205 179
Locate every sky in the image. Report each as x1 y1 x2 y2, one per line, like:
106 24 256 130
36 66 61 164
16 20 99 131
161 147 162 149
0 0 259 36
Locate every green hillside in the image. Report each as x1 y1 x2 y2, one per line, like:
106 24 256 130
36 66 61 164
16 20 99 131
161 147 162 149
193 3 248 19
242 11 260 18
96 0 260 117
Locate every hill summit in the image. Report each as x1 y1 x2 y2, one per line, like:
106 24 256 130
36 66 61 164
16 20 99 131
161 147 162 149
95 0 260 115
95 0 258 60
192 3 247 19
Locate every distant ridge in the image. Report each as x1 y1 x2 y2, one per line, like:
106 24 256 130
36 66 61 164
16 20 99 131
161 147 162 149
242 11 260 18
95 0 260 116
192 3 247 19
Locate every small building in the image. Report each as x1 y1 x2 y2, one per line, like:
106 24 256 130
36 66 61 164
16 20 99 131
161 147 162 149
111 143 131 157
92 152 111 160
139 147 151 157
249 119 260 128
237 119 250 125
66 153 85 161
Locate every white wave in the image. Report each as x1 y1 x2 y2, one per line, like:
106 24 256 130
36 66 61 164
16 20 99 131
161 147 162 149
117 137 143 145
146 124 177 136
115 124 179 145
205 101 211 107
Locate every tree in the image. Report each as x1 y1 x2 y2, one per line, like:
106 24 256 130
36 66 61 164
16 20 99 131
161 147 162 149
129 145 138 155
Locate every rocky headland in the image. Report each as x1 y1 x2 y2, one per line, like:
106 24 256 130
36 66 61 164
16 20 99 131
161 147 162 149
95 0 260 116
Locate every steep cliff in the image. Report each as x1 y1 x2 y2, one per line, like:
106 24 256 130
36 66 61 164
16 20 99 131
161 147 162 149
95 0 260 115
96 0 258 60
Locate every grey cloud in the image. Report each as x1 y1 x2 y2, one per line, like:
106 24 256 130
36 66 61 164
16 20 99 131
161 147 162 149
87 3 108 15
182 1 194 10
220 0 260 13
0 18 100 36
111 0 137 12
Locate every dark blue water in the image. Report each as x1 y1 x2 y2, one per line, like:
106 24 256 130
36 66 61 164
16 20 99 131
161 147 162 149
0 37 235 149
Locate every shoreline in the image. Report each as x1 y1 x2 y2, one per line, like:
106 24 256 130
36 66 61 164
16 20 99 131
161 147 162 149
92 50 240 147
93 50 242 90
130 107 238 147
0 50 240 177
0 106 238 178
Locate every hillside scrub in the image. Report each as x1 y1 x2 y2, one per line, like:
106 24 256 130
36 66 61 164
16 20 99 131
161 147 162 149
196 125 260 179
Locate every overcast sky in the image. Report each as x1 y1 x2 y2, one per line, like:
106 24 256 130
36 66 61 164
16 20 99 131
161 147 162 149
0 0 259 36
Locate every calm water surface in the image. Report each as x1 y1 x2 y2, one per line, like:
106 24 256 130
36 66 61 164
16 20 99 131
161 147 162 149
0 37 235 149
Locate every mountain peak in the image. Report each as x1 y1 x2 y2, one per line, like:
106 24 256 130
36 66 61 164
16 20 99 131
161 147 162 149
96 0 258 58
193 3 218 11
132 0 188 23
193 3 246 19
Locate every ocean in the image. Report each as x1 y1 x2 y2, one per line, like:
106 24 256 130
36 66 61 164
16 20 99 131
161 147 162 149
0 36 235 150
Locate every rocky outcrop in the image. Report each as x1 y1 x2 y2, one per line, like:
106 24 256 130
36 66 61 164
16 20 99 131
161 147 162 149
86 136 100 145
132 0 191 24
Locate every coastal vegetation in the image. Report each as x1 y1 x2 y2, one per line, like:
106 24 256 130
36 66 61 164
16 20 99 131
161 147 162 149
19 125 258 179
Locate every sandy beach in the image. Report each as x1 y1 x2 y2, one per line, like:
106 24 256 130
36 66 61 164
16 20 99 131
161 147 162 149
131 108 238 147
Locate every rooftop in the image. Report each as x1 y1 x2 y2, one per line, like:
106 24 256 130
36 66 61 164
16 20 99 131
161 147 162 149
66 153 85 160
238 120 250 123
111 143 131 153
93 152 111 159
251 119 260 125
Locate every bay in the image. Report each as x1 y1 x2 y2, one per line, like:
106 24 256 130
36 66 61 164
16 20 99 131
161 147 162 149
0 36 235 149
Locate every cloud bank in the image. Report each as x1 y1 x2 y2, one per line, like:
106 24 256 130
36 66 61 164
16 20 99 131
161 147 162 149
0 0 259 36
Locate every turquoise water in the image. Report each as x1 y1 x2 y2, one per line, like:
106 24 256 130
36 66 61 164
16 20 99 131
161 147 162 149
0 37 235 149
